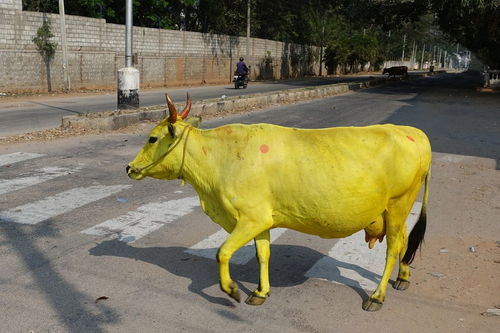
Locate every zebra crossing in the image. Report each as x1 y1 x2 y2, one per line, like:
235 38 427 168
0 151 421 291
0 152 46 167
81 196 200 243
0 166 83 195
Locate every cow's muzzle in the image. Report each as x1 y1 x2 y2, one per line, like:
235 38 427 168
126 165 144 180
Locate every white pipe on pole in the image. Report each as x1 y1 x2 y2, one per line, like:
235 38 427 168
125 0 133 67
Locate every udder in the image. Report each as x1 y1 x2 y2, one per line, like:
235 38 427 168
364 215 386 249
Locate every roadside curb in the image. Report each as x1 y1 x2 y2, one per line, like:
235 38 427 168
61 71 444 131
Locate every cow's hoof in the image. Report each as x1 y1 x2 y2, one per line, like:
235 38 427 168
393 278 410 291
245 292 267 306
227 281 241 303
362 298 383 311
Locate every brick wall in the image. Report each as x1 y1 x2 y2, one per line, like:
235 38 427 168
0 7 324 92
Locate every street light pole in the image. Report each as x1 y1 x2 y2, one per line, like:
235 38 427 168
319 23 325 76
401 34 406 63
125 0 132 67
246 0 251 59
58 0 71 91
117 0 139 109
420 43 425 70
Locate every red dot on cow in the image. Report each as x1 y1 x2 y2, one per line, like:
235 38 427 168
406 136 415 142
260 144 269 153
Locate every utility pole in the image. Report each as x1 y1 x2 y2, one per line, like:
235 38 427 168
58 0 71 90
401 34 406 63
319 19 325 76
125 0 132 67
246 0 251 59
415 43 418 63
411 41 416 69
117 0 139 109
420 43 425 70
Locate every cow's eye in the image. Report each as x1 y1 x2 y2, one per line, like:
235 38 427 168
148 136 158 144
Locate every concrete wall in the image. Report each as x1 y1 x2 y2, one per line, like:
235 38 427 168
0 0 21 11
0 6 323 92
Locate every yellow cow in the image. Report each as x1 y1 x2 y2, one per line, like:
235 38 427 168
127 93 432 311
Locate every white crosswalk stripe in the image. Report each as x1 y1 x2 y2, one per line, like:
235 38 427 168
0 152 45 167
0 185 131 225
0 166 83 195
305 202 422 291
81 196 200 243
185 228 287 265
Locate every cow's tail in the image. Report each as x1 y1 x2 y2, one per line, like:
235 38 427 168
402 166 431 265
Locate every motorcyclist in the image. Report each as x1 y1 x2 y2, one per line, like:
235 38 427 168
236 57 248 77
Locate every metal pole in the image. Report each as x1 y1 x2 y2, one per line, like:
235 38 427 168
415 45 418 69
246 0 251 58
420 43 425 70
411 41 416 68
58 0 71 90
319 23 324 76
401 34 406 63
118 0 139 109
125 0 133 67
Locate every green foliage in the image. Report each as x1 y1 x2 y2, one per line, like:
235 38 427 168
32 18 58 62
194 0 247 34
22 0 500 68
431 0 500 68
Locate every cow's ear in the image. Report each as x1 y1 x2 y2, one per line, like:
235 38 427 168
185 116 202 128
167 123 176 137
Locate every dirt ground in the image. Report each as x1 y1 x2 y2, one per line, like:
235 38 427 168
411 152 500 326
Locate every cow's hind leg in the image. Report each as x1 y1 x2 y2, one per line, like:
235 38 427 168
217 219 270 303
246 230 271 305
363 201 408 311
394 230 411 291
395 183 429 291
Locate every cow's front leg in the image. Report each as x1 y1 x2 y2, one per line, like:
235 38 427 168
246 230 271 305
217 220 268 303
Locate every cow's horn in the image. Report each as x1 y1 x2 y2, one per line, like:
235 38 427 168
179 93 192 120
165 93 177 123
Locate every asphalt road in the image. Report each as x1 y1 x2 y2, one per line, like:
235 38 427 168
0 71 499 332
0 74 383 137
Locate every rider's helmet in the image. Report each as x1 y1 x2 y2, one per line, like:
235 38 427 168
239 57 244 61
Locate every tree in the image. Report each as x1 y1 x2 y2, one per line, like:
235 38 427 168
32 17 58 91
22 0 499 68
430 0 500 68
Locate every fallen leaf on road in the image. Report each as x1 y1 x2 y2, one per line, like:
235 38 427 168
481 308 500 317
95 296 109 303
429 272 447 278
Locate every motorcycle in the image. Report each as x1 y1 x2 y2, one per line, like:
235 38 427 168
233 71 249 89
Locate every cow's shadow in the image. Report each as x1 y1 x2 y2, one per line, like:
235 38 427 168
89 240 381 306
